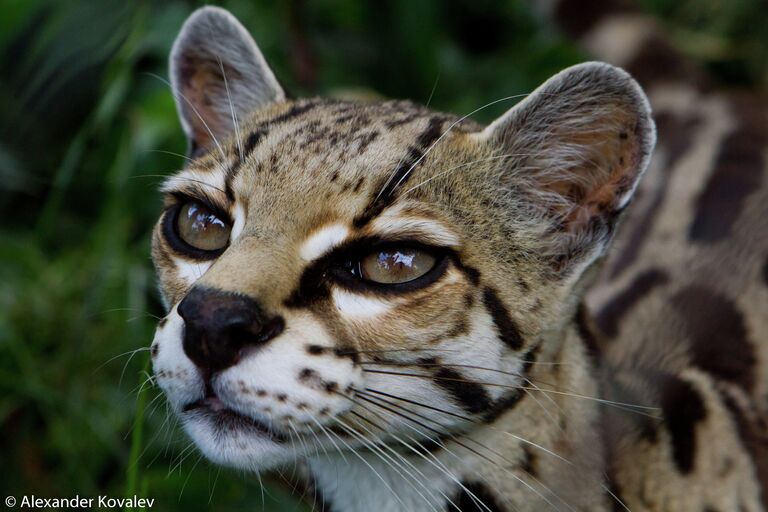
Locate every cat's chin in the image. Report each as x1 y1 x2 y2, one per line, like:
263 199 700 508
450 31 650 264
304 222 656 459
179 401 294 470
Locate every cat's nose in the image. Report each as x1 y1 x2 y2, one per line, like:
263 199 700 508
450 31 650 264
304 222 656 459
177 287 285 373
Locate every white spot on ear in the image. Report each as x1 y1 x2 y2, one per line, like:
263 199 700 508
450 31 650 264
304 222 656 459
332 290 394 318
300 224 349 261
177 260 213 285
230 202 246 241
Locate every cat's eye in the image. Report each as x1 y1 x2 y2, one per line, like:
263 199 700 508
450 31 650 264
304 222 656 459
357 248 437 284
175 201 231 252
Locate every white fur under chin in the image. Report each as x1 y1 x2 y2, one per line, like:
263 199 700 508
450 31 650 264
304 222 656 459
180 414 290 470
307 452 459 512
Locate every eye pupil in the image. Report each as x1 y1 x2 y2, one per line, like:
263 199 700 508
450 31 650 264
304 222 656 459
176 201 231 252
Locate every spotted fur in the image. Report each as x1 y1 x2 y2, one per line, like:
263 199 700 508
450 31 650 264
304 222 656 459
540 0 768 510
149 5 764 512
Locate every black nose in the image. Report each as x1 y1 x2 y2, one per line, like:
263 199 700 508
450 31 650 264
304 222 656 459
177 287 285 373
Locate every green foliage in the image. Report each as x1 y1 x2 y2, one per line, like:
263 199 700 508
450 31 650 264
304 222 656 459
0 0 764 510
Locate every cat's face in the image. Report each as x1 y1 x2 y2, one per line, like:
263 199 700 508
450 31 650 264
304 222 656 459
151 7 653 471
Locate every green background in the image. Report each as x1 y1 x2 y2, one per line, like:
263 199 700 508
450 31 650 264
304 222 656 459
0 0 765 510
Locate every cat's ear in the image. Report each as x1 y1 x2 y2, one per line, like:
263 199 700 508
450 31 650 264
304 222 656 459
170 7 285 158
478 62 655 278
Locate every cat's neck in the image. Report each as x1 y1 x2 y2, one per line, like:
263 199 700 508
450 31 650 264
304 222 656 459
302 325 608 512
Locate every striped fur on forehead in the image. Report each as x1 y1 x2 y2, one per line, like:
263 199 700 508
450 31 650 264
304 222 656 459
155 84 633 353
173 98 481 211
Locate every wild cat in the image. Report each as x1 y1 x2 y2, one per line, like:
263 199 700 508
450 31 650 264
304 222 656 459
149 5 768 511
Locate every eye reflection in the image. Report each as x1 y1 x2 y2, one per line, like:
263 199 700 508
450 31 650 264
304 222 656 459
359 248 436 284
176 201 231 251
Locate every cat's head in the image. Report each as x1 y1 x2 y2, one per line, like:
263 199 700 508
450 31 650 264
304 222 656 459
151 6 654 471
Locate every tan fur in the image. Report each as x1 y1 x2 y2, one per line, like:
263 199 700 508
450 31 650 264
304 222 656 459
542 2 768 510
147 5 766 511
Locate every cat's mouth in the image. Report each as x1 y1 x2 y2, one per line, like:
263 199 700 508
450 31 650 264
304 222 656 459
182 394 289 443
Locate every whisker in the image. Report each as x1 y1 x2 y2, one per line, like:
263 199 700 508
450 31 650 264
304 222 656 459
307 415 349 464
326 418 410 510
255 471 266 511
168 441 198 476
344 402 489 512
344 399 501 512
348 391 566 511
402 152 538 196
118 348 152 388
130 174 227 195
216 55 244 162
335 416 443 512
128 371 157 397
286 421 316 503
362 368 661 414
360 360 553 380
179 453 204 500
425 73 441 108
301 415 342 512
207 465 222 505
145 149 195 163
145 72 228 165
93 347 150 375
93 307 163 321
376 150 410 204
518 378 563 432
344 347 462 355
345 412 455 512
381 93 532 198
362 359 643 423
361 388 569 465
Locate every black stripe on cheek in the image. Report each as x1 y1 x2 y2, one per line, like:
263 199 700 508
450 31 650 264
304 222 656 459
482 287 524 351
434 367 492 415
481 343 538 423
449 481 506 512
660 377 707 473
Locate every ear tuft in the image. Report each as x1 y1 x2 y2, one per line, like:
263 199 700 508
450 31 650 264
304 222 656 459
170 6 285 158
481 62 655 277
